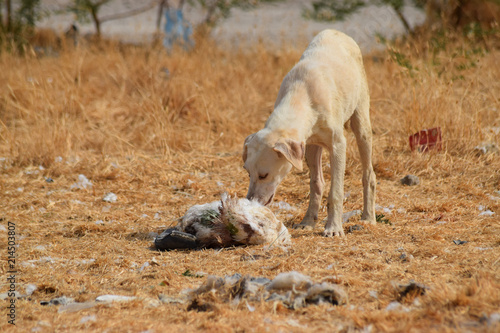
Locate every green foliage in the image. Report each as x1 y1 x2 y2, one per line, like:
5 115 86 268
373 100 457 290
66 0 110 23
190 0 284 26
0 0 42 52
304 0 425 31
182 269 204 278
303 0 365 21
376 214 392 225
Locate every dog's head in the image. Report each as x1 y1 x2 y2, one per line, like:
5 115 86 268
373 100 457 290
243 130 305 205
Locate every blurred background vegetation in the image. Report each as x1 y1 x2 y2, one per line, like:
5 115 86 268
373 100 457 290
1 0 499 53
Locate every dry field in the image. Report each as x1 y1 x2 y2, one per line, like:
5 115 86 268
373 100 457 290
1 29 499 332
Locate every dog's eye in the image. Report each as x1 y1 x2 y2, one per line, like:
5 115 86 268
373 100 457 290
258 173 268 180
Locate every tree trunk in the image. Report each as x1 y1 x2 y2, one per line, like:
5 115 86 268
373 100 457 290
90 7 101 38
156 0 168 32
6 0 12 32
393 6 411 33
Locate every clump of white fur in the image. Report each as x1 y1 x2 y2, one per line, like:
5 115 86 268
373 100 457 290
176 193 291 248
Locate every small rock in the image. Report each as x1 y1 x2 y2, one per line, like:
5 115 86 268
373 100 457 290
400 175 420 186
158 294 186 304
343 210 362 223
453 239 468 245
386 301 402 311
102 192 117 203
0 291 23 300
267 271 312 291
479 210 495 217
40 296 74 306
474 142 499 155
79 315 96 324
70 174 92 190
58 301 97 313
348 224 364 233
45 177 54 183
95 295 136 302
305 282 347 306
139 262 150 272
187 298 215 312
396 281 429 300
26 284 37 295
488 313 500 326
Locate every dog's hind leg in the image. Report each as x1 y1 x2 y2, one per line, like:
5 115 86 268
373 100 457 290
350 103 376 223
293 144 324 230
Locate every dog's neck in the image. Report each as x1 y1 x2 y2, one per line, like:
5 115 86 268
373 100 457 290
264 83 315 142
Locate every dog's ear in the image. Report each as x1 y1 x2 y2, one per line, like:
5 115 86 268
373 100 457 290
273 139 305 171
243 133 256 163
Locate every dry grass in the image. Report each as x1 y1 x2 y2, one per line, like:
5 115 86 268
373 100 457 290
0 29 499 332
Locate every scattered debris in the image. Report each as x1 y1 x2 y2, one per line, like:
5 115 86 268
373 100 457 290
453 239 468 245
376 204 394 214
271 201 296 212
395 281 429 301
348 224 364 233
70 174 92 190
409 127 442 152
26 284 37 295
0 291 23 300
139 262 150 272
268 271 312 291
386 301 410 312
40 296 74 306
400 175 420 186
95 295 137 302
240 254 267 261
475 247 493 251
58 301 97 313
343 210 362 223
102 192 117 203
155 193 290 250
158 294 187 304
474 142 499 155
79 315 97 324
182 269 205 278
188 271 347 312
479 210 495 216
478 205 495 217
488 313 500 326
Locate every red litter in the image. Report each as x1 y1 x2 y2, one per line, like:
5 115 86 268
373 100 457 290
409 127 442 152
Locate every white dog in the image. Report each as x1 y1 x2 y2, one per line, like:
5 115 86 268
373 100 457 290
243 29 376 237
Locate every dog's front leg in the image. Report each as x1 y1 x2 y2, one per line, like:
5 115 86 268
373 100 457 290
294 144 324 230
324 135 346 237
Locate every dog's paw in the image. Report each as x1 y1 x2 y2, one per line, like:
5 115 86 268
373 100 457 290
322 229 345 237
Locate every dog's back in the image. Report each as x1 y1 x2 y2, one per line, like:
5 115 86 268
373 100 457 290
273 29 368 128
